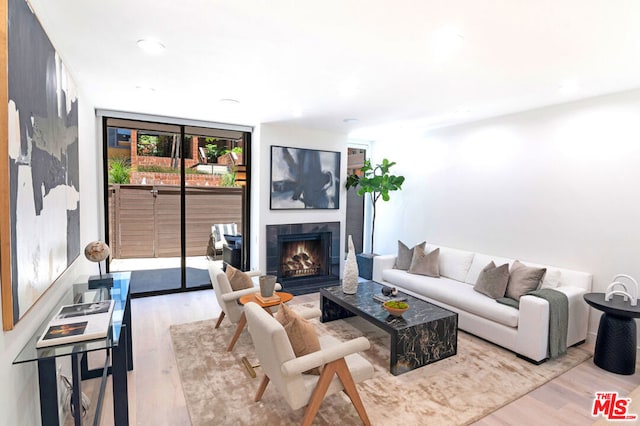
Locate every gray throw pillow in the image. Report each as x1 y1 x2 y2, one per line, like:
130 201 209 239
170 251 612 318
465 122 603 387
408 246 440 277
505 260 547 301
394 240 426 270
474 261 510 299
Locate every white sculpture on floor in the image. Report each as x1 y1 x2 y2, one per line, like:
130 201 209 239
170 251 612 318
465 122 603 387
605 274 638 306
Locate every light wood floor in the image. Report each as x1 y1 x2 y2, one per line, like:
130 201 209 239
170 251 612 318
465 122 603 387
85 290 640 425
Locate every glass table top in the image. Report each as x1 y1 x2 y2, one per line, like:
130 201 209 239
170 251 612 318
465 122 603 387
13 271 131 364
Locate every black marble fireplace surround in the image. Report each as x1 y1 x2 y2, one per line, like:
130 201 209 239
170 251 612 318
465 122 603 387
266 222 340 295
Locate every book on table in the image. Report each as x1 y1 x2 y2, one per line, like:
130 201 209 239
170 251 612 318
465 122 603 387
255 294 280 304
36 300 115 348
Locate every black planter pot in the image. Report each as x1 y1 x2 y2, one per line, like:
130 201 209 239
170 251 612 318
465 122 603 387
356 253 377 280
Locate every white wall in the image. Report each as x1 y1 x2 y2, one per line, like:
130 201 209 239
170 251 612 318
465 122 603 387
251 124 348 273
372 89 640 341
0 90 100 426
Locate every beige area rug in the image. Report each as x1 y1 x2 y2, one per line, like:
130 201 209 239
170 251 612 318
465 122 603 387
169 302 591 426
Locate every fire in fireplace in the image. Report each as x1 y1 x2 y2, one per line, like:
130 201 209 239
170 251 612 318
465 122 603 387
278 233 330 281
280 240 323 278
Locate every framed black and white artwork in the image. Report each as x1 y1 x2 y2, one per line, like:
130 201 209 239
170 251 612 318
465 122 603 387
1 0 80 330
270 146 341 210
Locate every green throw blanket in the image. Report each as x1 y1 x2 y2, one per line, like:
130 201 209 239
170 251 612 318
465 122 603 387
497 288 569 359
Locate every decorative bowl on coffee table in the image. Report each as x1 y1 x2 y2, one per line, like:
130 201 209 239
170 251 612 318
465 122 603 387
383 300 409 316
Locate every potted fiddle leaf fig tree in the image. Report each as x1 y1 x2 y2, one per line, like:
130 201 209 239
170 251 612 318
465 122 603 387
346 158 405 279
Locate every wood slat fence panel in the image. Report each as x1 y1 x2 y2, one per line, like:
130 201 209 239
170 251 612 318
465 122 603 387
115 186 155 258
108 185 243 259
185 189 242 256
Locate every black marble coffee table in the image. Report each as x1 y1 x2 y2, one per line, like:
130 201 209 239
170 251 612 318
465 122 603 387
320 281 457 375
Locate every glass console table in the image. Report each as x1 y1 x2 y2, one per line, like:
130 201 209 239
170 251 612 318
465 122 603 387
13 272 133 426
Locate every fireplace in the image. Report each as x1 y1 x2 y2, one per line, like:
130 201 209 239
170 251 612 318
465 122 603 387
266 222 340 295
279 232 330 279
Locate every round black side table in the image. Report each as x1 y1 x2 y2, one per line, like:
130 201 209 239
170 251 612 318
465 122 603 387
584 292 640 375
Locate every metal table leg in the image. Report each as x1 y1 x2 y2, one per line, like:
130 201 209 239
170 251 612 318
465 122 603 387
37 357 59 426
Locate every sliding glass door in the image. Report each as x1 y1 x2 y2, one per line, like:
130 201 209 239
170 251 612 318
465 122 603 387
104 117 249 296
183 126 247 288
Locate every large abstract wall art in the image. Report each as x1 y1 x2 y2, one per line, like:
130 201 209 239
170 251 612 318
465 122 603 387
270 146 341 210
1 0 80 329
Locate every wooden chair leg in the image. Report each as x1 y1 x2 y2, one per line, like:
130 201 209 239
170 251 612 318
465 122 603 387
302 360 338 426
254 375 270 402
335 358 371 426
226 313 246 352
301 358 371 426
214 311 226 329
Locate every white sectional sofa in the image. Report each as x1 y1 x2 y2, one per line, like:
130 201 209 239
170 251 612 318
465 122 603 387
372 244 593 363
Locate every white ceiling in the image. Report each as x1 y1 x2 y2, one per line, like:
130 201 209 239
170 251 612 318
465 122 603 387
27 0 640 137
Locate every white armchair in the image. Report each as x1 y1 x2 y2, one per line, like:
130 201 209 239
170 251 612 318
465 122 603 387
244 302 374 426
208 261 282 351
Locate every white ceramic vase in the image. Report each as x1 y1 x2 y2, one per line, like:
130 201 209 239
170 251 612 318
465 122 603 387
342 235 359 294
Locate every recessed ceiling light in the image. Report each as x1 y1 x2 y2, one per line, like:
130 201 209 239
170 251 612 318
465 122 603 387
136 39 166 55
343 118 359 124
219 98 240 104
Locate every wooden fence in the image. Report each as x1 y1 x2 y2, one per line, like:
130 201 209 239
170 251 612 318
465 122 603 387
108 185 243 258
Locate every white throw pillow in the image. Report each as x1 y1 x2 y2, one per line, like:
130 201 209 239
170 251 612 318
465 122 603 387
540 269 562 289
432 246 475 282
